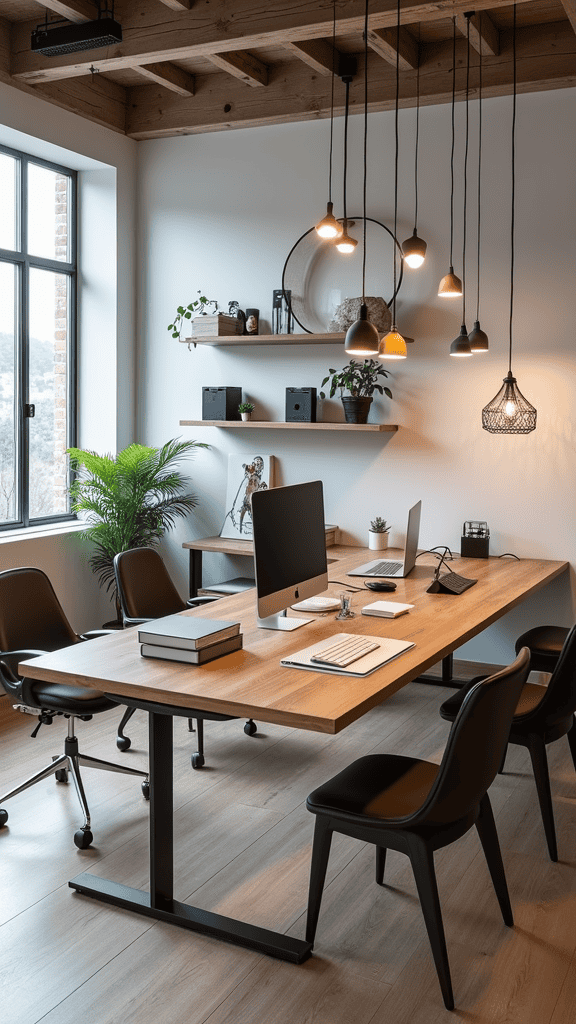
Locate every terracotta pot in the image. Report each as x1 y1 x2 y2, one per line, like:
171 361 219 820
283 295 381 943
341 396 372 424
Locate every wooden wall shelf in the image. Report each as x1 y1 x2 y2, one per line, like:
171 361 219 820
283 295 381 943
181 332 413 347
179 420 398 432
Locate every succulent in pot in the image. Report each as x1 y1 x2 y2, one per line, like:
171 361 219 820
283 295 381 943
369 516 390 550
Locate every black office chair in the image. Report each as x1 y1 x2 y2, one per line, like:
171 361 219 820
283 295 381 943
0 567 149 849
305 648 530 1011
439 624 576 862
514 624 569 674
113 547 257 768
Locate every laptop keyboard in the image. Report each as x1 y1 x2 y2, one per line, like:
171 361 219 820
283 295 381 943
310 635 380 667
364 560 402 576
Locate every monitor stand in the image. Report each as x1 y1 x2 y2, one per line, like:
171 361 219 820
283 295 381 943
257 611 313 631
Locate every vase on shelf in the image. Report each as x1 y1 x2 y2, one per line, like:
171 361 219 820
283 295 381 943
368 531 389 551
342 396 372 424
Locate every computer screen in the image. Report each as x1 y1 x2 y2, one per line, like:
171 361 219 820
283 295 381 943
251 480 328 630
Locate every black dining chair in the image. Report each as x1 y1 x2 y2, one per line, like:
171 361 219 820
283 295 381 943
305 648 530 1011
514 623 569 674
439 624 576 862
113 547 257 768
0 567 149 849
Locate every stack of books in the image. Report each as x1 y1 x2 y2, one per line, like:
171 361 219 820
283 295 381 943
139 615 242 664
190 314 243 338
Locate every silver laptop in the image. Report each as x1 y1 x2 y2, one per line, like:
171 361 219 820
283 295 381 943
347 501 422 579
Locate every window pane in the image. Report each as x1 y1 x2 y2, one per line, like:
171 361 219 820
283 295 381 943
27 163 71 262
0 153 17 251
29 268 70 519
0 262 18 524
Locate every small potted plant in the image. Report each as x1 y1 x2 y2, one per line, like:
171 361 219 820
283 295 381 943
320 359 392 424
369 517 390 550
168 291 220 344
238 401 254 422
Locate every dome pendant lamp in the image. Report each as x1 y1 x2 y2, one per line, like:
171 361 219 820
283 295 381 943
482 5 536 433
335 71 358 255
379 0 407 360
345 0 379 356
402 26 427 269
315 2 343 240
468 12 489 353
450 15 472 357
439 19 462 298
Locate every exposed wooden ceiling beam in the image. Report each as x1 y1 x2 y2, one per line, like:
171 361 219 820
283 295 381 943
36 1 96 23
283 39 338 76
11 0 536 84
157 0 193 10
126 22 576 140
559 0 576 35
367 27 419 70
455 12 500 56
133 62 195 96
205 51 268 87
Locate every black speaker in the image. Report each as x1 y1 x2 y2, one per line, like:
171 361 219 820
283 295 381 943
285 387 316 422
202 387 242 421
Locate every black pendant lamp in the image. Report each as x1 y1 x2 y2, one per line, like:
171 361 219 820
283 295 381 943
438 19 462 298
468 12 489 352
450 15 472 357
345 0 379 355
335 69 358 254
482 5 536 433
315 1 343 240
378 0 407 359
402 26 427 269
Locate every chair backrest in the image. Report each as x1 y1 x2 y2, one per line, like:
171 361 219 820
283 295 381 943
0 567 79 655
520 623 576 728
114 547 186 622
412 647 531 827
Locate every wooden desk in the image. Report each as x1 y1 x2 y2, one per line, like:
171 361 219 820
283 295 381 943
21 550 567 964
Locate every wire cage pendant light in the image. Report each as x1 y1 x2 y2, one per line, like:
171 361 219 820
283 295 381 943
450 15 472 357
482 5 536 433
315 2 343 240
379 0 407 360
402 25 427 269
439 19 462 298
345 0 379 355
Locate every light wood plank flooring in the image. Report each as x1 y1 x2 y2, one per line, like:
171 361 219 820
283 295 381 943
0 667 574 1024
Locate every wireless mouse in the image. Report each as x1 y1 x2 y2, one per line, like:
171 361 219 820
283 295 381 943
365 580 397 592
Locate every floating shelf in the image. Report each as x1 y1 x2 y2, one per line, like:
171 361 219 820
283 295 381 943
179 419 398 432
181 331 413 347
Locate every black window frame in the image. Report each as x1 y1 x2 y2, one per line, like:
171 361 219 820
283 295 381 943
0 142 77 531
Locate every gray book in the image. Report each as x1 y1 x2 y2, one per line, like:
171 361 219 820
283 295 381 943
138 614 240 651
141 633 243 664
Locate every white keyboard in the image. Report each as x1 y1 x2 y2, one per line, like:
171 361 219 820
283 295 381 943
310 635 380 667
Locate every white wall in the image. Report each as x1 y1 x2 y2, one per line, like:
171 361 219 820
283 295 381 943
136 87 575 663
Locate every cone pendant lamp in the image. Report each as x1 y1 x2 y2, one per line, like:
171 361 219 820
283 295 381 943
439 19 462 298
315 2 342 241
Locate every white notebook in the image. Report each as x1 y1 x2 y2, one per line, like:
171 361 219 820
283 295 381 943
361 601 414 619
281 633 415 676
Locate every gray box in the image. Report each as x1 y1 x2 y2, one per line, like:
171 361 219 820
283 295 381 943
285 387 317 422
202 387 242 421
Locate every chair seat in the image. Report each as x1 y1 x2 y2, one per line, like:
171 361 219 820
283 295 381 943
307 754 440 825
23 679 117 715
515 625 569 674
440 679 547 722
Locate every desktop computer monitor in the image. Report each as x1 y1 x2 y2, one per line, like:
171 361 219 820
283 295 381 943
251 480 328 630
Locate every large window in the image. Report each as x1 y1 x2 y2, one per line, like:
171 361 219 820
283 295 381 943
0 145 76 528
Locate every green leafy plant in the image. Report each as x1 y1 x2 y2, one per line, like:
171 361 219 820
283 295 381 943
320 359 393 399
238 402 254 414
67 438 209 618
370 517 389 533
168 291 219 341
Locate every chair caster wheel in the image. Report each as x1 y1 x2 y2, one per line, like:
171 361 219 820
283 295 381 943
244 720 257 736
55 769 68 783
191 753 205 769
0 808 8 827
117 736 131 751
141 780 150 800
74 828 93 849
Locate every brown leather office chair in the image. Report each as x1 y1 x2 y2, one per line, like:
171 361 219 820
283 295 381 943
0 567 149 849
305 648 530 1011
113 547 257 768
439 624 576 861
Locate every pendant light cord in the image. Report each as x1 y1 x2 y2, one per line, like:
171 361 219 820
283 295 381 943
413 23 421 233
509 3 516 373
449 17 456 269
342 76 351 222
328 0 336 204
475 11 483 322
361 0 369 301
462 14 470 325
392 0 400 323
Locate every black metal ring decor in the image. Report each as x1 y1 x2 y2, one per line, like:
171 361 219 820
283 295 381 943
281 216 404 335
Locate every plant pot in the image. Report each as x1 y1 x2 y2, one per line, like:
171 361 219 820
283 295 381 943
241 412 251 421
369 532 389 551
342 396 372 424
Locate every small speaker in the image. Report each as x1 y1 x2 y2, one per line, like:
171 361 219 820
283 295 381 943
460 536 490 558
202 387 242 421
285 387 316 422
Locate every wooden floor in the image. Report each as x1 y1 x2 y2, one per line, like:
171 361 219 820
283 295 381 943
0 666 575 1024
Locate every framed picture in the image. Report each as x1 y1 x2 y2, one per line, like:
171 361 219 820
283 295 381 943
220 453 275 539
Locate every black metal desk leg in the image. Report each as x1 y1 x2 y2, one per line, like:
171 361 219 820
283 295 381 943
414 653 466 689
189 550 202 598
149 711 173 911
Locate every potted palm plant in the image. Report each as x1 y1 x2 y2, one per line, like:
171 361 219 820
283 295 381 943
320 359 393 424
67 437 209 623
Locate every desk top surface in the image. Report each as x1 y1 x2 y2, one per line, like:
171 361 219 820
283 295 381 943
22 550 567 735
